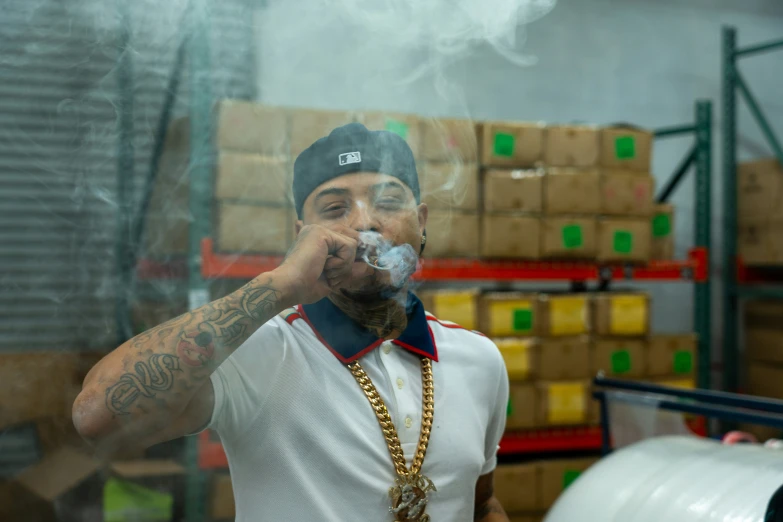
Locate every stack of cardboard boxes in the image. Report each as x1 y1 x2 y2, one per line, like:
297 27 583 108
419 289 699 427
737 158 783 265
494 456 599 521
0 352 187 521
145 101 678 263
145 103 425 258
478 123 662 262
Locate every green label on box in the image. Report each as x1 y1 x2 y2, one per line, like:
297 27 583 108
513 308 533 332
611 349 632 374
385 119 409 139
563 470 582 490
104 478 173 522
507 397 513 416
562 224 583 249
673 350 693 374
613 230 633 253
615 135 636 159
493 132 515 157
652 213 671 237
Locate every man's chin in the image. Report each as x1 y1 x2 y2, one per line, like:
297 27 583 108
338 278 406 303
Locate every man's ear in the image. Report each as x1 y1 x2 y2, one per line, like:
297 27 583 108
417 203 428 235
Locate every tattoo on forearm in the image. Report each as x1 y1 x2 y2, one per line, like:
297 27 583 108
105 354 182 415
104 279 281 415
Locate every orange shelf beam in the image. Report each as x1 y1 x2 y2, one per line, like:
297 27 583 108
136 240 708 283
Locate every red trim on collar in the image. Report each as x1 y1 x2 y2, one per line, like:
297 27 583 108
390 324 440 362
297 305 384 364
284 312 302 324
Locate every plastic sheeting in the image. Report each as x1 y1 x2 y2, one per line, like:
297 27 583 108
545 435 783 522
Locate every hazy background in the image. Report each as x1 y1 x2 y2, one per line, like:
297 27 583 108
2 0 783 388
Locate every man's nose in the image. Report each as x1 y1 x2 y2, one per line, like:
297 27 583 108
348 201 381 232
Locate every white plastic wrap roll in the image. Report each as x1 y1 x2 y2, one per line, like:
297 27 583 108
545 436 783 522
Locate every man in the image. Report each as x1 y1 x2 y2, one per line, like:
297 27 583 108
73 123 511 521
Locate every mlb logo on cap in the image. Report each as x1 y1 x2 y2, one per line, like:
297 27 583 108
338 151 361 166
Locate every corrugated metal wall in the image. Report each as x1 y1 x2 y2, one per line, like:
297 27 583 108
0 0 256 352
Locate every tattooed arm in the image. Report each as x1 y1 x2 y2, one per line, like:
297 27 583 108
474 472 510 522
72 225 370 455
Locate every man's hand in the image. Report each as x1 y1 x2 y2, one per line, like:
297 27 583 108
272 224 373 306
474 472 510 522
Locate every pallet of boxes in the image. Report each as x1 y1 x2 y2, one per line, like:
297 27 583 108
145 101 424 263
419 288 699 519
737 158 783 265
477 120 675 262
742 300 783 442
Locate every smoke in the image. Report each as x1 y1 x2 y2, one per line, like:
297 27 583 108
358 231 418 288
256 0 556 114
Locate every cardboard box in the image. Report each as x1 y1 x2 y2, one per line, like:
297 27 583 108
738 218 783 265
357 111 421 159
421 162 479 211
538 458 597 510
214 100 289 155
592 338 647 378
543 168 601 215
745 301 783 364
483 169 544 213
216 204 293 254
597 218 651 263
421 118 478 162
289 107 356 157
480 293 541 337
647 334 697 377
543 126 600 167
537 336 591 380
426 211 480 257
600 170 655 216
417 289 479 330
477 121 545 168
210 473 235 520
599 127 653 171
592 292 650 336
496 338 536 381
506 383 537 430
747 363 783 399
2 447 185 522
493 463 538 513
541 217 598 259
481 214 541 259
651 204 675 260
538 294 590 337
737 158 783 223
215 152 292 206
537 381 589 426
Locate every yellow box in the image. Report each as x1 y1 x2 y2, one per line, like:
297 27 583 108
610 295 648 335
539 294 589 337
495 338 534 381
433 291 477 330
658 378 696 390
541 382 587 425
480 294 539 337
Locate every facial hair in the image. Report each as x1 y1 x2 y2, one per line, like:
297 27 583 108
328 287 409 339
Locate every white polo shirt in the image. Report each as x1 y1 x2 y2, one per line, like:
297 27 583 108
206 294 509 521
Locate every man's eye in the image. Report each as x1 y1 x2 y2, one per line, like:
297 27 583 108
376 198 403 208
322 205 347 216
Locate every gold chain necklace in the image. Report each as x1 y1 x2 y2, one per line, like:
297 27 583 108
348 357 436 522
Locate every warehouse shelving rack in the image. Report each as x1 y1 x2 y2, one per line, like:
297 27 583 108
721 26 783 393
118 2 713 517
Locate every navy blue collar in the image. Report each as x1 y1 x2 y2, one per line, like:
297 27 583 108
299 293 438 364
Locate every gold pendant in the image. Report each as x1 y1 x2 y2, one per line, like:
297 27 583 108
389 474 437 522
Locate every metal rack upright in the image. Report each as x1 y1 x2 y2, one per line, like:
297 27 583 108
721 26 783 393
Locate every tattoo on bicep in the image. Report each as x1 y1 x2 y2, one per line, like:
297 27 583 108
105 354 182 415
